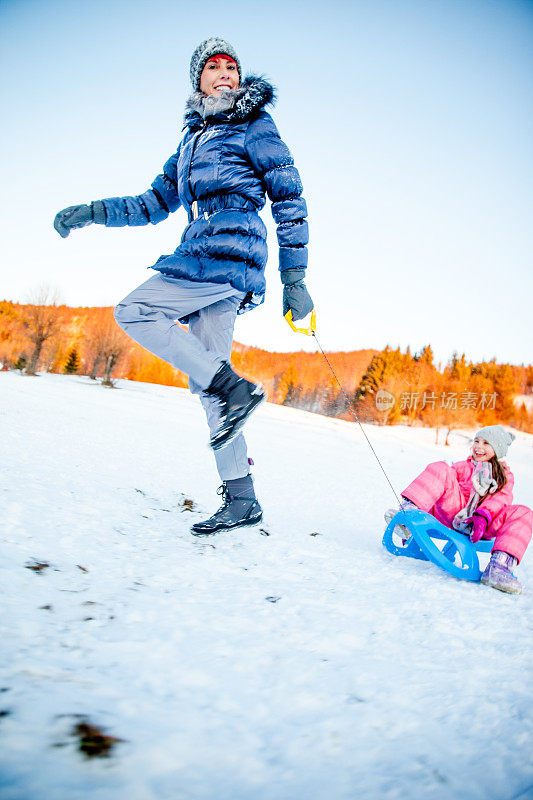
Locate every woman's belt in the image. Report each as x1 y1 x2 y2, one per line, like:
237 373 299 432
189 198 256 222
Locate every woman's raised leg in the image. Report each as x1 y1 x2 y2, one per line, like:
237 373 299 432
114 274 238 390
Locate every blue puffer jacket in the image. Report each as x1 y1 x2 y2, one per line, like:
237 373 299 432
93 76 308 312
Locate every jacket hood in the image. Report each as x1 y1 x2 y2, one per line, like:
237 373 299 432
184 75 276 128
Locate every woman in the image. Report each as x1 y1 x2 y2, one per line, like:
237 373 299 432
54 37 313 534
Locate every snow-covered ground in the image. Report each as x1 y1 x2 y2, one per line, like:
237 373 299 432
1 371 532 800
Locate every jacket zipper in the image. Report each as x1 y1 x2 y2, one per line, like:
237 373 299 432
187 121 208 212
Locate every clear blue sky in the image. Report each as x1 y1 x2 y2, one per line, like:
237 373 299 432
1 0 532 367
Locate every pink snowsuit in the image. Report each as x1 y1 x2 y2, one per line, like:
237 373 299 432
402 459 532 563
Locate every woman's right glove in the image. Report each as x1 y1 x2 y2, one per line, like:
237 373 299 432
54 204 95 238
281 268 314 322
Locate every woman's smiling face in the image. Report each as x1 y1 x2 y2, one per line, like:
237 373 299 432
200 56 239 96
472 437 495 462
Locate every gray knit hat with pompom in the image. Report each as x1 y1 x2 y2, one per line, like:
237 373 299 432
190 37 242 91
475 425 516 459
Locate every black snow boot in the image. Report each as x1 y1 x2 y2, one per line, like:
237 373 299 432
205 362 265 451
190 480 263 535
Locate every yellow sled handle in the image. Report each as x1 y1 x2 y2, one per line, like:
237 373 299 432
284 309 317 336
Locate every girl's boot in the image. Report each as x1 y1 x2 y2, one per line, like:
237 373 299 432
481 550 522 595
384 498 418 542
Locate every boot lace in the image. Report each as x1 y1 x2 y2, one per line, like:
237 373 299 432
213 483 231 514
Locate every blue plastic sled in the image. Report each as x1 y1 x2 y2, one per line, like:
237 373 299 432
382 508 493 581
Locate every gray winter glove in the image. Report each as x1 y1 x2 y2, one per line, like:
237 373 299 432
53 204 94 238
281 268 314 322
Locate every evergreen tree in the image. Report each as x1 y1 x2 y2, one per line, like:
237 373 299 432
277 364 300 406
322 375 345 417
418 345 434 367
514 402 530 432
526 366 533 394
355 346 406 403
446 352 471 382
492 363 518 419
355 353 386 401
64 349 80 374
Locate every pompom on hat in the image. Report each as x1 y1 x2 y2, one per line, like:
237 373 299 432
190 37 242 91
474 425 516 459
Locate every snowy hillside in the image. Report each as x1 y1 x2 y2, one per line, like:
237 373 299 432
1 372 532 800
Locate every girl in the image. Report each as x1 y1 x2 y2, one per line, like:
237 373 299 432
386 426 532 594
54 37 313 535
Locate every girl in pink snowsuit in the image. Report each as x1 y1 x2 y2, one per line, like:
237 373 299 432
398 426 532 594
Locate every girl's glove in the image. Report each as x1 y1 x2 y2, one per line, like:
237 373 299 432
464 508 492 543
54 204 94 238
281 269 314 322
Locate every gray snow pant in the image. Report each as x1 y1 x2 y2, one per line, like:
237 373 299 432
114 273 250 481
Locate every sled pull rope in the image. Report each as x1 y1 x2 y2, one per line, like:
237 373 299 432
312 331 402 506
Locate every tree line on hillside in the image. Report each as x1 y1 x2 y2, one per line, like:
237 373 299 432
0 297 374 409
1 296 531 436
354 345 533 437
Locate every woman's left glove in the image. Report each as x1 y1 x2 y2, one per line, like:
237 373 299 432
464 508 492 543
281 268 314 322
54 204 94 238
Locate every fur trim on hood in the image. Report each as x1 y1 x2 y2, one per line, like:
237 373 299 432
184 75 276 127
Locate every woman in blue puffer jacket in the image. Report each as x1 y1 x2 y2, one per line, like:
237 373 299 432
54 37 313 535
